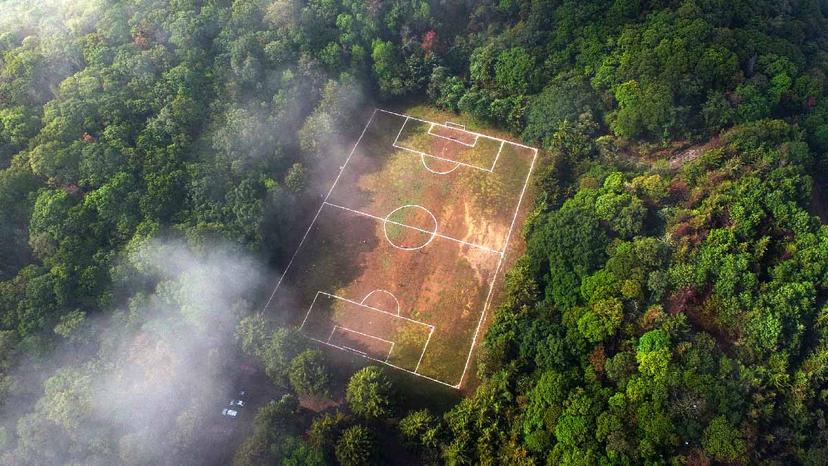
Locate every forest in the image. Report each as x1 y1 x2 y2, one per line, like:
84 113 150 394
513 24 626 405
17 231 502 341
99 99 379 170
1 0 828 465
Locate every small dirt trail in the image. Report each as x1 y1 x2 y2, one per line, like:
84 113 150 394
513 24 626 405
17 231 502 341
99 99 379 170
810 181 828 223
668 136 723 169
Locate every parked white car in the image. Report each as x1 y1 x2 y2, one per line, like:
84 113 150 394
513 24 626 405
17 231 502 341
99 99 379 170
221 408 238 417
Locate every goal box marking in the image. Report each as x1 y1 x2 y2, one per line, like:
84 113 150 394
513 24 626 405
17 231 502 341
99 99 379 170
427 123 478 147
393 118 501 172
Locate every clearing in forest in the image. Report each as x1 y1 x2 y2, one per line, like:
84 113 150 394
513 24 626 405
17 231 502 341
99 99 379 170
264 108 537 388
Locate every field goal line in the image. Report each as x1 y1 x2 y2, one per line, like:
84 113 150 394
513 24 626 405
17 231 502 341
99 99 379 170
445 121 465 130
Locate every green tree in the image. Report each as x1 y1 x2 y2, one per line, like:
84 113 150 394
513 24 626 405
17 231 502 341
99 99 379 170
371 40 405 97
345 366 393 419
702 416 747 463
236 313 269 358
288 349 330 396
53 309 88 343
577 298 623 343
284 163 306 192
399 409 441 450
260 328 306 386
335 425 375 466
494 47 536 94
308 411 347 459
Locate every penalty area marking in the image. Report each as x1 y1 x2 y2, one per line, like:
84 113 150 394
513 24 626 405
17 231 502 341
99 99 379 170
393 141 491 173
361 289 401 315
414 326 435 373
490 141 505 171
380 108 537 150
300 290 451 386
421 153 460 174
307 335 457 389
300 291 435 333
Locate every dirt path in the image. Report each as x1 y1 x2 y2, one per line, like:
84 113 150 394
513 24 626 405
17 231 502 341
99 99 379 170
668 136 723 169
810 181 828 223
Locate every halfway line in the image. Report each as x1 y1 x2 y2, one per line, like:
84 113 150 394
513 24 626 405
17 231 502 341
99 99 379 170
323 201 503 255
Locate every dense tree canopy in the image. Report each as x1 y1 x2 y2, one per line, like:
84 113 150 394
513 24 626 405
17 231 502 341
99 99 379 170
1 0 828 464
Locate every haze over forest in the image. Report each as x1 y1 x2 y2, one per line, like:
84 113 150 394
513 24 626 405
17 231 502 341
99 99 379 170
1 0 828 465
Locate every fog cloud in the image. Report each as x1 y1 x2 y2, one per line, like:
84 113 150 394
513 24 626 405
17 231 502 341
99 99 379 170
1 238 266 465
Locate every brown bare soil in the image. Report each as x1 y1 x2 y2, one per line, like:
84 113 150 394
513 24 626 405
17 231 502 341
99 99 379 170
668 136 724 168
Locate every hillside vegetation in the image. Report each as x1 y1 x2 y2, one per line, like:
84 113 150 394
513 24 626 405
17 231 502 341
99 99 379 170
1 0 828 465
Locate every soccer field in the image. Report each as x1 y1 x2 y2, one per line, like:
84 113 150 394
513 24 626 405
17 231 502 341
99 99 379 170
264 109 537 388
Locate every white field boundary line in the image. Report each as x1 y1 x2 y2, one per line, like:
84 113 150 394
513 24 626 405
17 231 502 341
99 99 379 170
455 147 539 388
307 336 457 389
445 121 466 130
300 291 435 331
379 108 537 150
414 326 435 373
266 107 538 389
391 115 409 148
490 141 505 171
329 325 396 362
427 122 479 147
299 291 322 330
323 201 503 256
262 109 378 312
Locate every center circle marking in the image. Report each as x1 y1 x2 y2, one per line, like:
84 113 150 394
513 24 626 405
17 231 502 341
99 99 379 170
382 205 438 251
